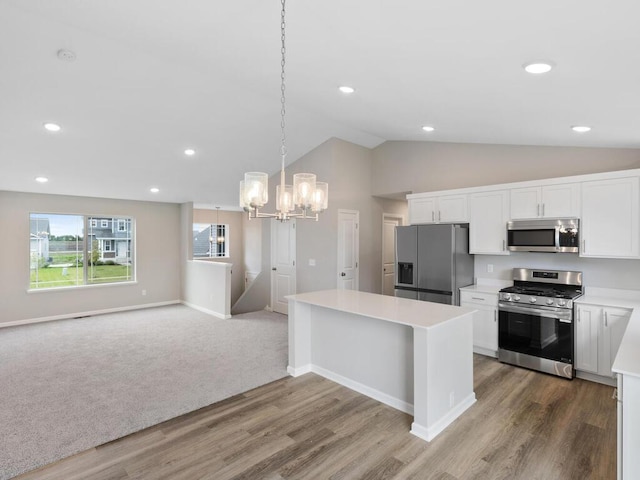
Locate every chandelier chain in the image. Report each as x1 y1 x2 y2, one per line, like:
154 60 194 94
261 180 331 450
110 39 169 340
280 0 287 159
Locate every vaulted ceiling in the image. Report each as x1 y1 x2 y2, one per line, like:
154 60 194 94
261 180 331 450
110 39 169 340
2 0 639 207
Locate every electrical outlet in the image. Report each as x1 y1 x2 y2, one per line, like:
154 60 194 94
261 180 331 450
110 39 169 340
309 259 316 266
142 289 147 296
487 264 494 273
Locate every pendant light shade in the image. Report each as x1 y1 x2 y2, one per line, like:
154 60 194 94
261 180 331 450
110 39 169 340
243 172 268 208
293 173 316 208
276 184 294 213
311 182 329 212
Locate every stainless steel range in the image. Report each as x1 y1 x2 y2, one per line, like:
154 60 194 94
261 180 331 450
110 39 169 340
498 268 583 379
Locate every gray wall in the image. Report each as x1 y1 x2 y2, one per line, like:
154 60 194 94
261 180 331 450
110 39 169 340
372 141 640 196
193 208 245 306
0 191 182 323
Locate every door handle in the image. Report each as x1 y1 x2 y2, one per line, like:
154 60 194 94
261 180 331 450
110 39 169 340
272 267 277 271
341 272 346 277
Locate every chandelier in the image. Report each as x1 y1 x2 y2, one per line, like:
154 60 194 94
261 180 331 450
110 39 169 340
239 0 328 222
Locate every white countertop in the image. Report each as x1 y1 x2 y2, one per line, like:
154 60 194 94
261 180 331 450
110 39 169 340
286 289 475 330
459 278 511 295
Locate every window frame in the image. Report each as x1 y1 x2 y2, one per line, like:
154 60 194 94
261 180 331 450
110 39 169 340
192 222 230 259
29 213 136 291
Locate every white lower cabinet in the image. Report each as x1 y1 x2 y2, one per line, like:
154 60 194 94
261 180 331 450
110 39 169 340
575 304 632 378
460 291 498 357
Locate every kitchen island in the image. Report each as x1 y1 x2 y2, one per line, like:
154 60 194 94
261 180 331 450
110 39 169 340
286 289 476 442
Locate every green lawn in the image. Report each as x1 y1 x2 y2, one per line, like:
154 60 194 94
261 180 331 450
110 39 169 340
30 265 133 289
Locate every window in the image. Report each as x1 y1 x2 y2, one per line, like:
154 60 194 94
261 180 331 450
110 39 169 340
101 219 109 228
192 223 229 258
29 213 135 289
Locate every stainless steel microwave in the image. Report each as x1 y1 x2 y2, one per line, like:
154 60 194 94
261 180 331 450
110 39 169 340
507 218 579 253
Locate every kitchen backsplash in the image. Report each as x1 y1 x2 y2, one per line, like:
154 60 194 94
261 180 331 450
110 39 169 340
474 253 640 291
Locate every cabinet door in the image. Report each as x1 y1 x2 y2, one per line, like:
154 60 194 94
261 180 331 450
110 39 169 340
474 305 498 354
581 177 640 258
438 194 468 222
542 183 580 218
600 307 632 378
409 197 437 224
469 190 510 255
575 305 600 374
510 187 541 219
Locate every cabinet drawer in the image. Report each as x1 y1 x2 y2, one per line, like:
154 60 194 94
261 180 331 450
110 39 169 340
460 290 498 307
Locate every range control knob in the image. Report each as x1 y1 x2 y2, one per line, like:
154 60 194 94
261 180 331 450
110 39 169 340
558 300 567 307
546 299 555 306
503 293 511 301
529 297 537 303
513 295 521 302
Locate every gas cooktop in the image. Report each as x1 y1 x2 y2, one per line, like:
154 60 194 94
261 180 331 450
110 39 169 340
498 269 583 309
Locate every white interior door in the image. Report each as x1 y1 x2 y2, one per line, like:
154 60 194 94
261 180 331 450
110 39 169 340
337 210 359 290
382 214 402 295
271 219 296 314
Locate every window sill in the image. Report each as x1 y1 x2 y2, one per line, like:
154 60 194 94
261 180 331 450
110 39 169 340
27 280 138 294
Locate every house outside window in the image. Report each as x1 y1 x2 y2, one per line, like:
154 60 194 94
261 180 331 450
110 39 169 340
29 213 134 289
192 223 229 258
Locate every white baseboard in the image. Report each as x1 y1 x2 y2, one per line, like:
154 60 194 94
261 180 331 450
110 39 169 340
473 346 498 358
181 301 232 319
0 300 181 329
575 370 617 387
310 364 414 416
287 364 312 377
410 392 476 442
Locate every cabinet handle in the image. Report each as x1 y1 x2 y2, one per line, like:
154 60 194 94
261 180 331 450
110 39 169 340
471 297 485 301
537 204 540 217
604 311 608 327
432 211 435 222
577 309 580 322
438 211 441 222
542 203 545 217
582 240 586 253
494 310 497 322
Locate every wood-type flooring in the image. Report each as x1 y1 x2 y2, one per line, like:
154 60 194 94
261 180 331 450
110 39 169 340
15 355 617 480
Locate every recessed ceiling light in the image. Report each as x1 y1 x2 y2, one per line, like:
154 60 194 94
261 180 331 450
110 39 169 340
523 62 554 74
150 187 160 193
35 176 49 183
57 49 76 62
422 126 435 132
184 148 196 156
43 123 61 132
338 86 355 94
571 125 592 133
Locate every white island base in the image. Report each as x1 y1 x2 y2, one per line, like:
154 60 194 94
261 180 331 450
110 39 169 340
287 289 477 442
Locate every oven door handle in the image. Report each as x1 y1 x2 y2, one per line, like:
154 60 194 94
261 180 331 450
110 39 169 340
498 303 572 323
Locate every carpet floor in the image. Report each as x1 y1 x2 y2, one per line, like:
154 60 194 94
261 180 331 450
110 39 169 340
0 305 288 480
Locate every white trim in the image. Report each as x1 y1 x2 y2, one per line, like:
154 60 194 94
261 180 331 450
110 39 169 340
576 370 617 386
473 346 498 358
310 364 414 415
410 392 476 442
181 301 232 319
287 364 312 377
0 300 181 329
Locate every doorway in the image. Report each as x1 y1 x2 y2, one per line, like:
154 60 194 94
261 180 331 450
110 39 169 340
337 209 359 290
271 219 296 314
382 214 403 295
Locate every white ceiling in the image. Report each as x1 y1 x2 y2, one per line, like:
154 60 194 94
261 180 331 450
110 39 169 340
2 0 640 208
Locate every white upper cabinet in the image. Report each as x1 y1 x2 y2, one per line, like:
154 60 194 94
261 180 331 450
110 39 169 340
510 183 580 219
581 177 640 258
408 194 467 224
469 190 510 255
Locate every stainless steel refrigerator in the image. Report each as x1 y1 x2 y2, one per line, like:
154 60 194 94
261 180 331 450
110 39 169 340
394 224 474 305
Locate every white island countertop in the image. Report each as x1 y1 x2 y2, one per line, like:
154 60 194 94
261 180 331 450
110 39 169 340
286 289 475 330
